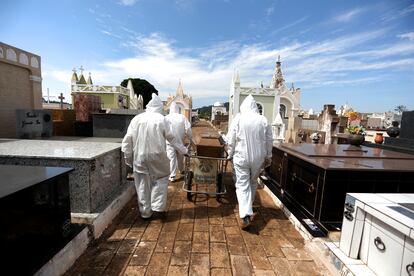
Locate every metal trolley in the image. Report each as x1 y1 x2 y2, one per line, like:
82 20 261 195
182 146 229 201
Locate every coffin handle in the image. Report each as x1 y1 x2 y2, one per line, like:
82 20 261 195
374 237 386 252
406 262 414 275
308 183 315 193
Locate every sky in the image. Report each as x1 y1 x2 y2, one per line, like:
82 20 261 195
1 0 413 112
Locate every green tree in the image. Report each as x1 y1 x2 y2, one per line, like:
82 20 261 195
120 78 158 108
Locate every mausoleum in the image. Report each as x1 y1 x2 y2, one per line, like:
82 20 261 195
165 80 192 122
228 56 301 142
70 67 143 111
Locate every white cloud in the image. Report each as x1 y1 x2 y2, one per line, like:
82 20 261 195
174 0 196 11
100 29 122 39
334 8 363 22
118 0 138 6
400 3 414 16
305 76 383 88
44 30 414 105
381 3 414 22
398 32 414 41
44 69 71 84
121 26 138 36
284 29 386 59
270 16 308 35
341 43 414 59
266 6 274 16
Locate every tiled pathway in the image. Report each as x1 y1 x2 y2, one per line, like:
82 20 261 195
65 173 332 276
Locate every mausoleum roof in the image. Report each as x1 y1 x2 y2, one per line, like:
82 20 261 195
77 74 87 85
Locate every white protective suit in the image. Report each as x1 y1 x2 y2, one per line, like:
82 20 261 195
121 94 188 218
165 101 192 179
226 95 273 219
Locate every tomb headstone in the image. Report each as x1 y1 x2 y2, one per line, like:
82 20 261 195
367 117 382 129
399 111 414 139
92 113 137 138
318 104 340 144
15 109 53 138
384 111 414 151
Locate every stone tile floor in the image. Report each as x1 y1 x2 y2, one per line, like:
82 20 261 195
65 173 332 276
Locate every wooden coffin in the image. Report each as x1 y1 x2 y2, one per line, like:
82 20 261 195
191 121 225 158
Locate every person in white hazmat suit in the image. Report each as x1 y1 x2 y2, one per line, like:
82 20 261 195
121 94 188 219
226 94 273 229
165 101 192 182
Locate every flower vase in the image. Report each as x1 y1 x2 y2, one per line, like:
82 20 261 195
311 137 320 144
374 133 384 144
348 134 365 146
386 121 400 138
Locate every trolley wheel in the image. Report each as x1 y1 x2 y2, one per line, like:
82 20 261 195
216 173 223 201
185 171 193 201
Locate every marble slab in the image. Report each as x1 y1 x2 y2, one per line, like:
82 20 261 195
281 143 414 159
277 144 414 171
0 139 126 213
348 193 414 236
0 140 121 160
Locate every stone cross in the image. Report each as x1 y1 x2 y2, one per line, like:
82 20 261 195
58 93 65 109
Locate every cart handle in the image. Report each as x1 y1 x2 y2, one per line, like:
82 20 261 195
184 154 228 161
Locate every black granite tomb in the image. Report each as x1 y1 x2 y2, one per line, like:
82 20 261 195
384 111 414 152
92 113 136 138
263 144 414 236
0 165 84 275
400 111 414 139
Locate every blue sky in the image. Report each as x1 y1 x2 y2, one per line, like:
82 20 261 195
1 0 413 112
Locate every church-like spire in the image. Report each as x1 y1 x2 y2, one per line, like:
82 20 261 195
270 55 285 89
71 68 78 84
77 65 87 85
176 79 184 98
127 79 136 109
87 72 93 85
233 70 240 85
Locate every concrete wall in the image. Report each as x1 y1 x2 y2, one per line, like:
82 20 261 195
0 42 42 138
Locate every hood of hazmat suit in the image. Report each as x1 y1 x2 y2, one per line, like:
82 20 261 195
225 94 273 167
169 101 180 114
146 93 164 114
121 94 187 180
239 94 259 114
165 101 192 144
